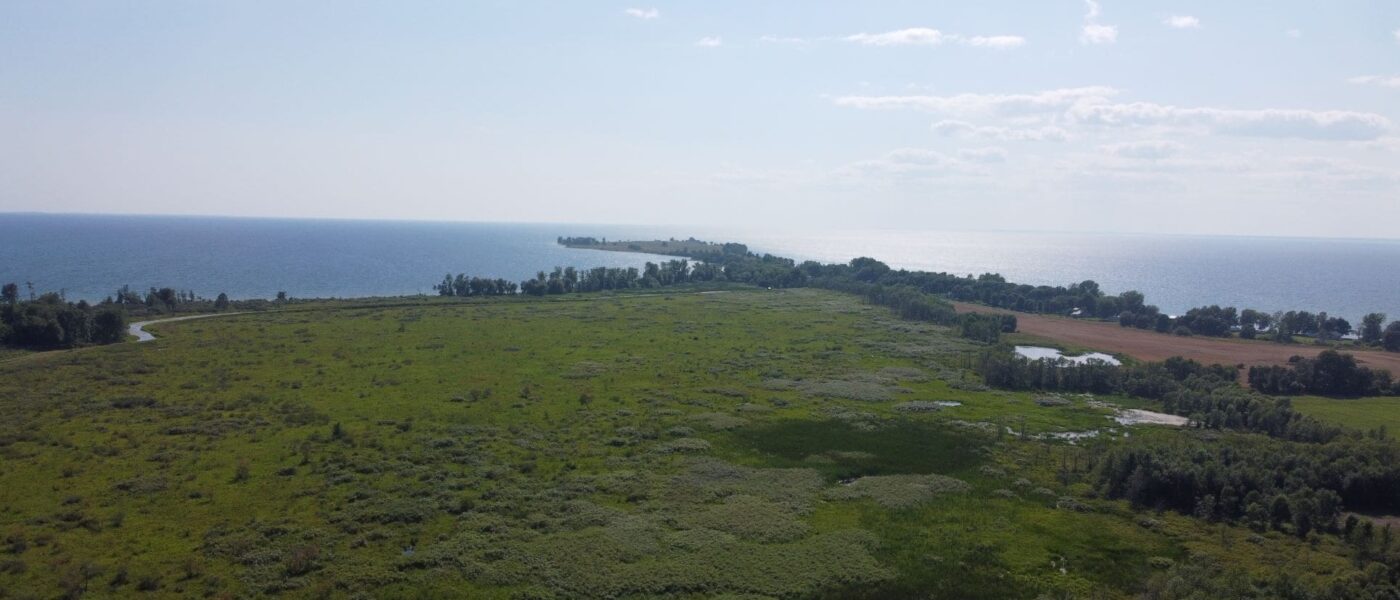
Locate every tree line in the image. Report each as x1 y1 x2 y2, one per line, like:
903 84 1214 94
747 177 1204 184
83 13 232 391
1 284 126 349
566 237 1400 352
1247 350 1395 396
0 280 286 350
433 252 1015 342
1094 434 1400 538
1129 304 1400 350
107 285 278 314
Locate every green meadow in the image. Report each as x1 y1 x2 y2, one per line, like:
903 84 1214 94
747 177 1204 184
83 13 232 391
1293 395 1400 439
0 288 1361 598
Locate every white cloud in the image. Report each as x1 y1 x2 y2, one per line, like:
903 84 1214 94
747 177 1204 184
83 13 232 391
1101 140 1184 159
759 35 807 44
1163 15 1200 29
843 29 1026 49
1394 27 1400 43
695 36 723 48
843 85 1392 141
1084 0 1102 20
622 7 659 20
1286 28 1302 39
1070 102 1392 140
963 35 1027 49
846 28 945 46
836 148 990 180
957 147 1009 163
932 120 1070 141
1348 75 1400 89
1081 23 1118 44
1080 0 1117 44
834 87 1118 116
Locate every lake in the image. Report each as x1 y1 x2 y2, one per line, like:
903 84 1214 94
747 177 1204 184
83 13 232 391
2 213 1396 321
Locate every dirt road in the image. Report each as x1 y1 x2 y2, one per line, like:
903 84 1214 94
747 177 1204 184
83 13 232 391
128 312 245 342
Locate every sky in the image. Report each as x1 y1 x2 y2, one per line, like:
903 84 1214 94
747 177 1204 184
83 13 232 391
2 1 1399 238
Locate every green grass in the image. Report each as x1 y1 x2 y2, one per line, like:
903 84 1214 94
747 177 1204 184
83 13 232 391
0 288 1362 598
1292 395 1400 438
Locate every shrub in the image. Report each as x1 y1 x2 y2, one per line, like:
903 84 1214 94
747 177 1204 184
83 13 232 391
892 401 947 412
682 495 811 543
285 544 320 576
232 459 251 483
824 474 971 509
136 575 161 591
655 438 712 454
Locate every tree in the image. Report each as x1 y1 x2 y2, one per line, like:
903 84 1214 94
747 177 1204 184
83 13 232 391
1120 290 1146 313
214 293 230 311
154 287 178 311
1361 313 1386 345
1385 322 1400 352
1 283 16 305
91 308 127 343
1270 496 1292 530
276 291 288 302
1323 316 1351 340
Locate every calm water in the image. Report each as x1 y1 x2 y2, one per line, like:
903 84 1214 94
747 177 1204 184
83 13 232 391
1015 346 1122 366
0 214 681 301
1 214 1396 321
731 229 1400 321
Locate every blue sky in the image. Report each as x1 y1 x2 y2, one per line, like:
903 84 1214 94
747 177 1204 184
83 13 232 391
2 1 1398 237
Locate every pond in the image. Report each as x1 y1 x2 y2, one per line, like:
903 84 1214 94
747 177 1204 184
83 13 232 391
1014 345 1121 366
1113 409 1189 427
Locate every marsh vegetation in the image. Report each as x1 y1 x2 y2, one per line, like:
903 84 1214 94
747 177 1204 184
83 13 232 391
3 287 1399 598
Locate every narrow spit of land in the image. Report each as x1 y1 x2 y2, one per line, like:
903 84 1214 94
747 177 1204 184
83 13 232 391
954 301 1400 373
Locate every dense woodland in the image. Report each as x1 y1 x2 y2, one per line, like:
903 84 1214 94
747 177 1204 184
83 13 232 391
1249 350 1396 397
0 282 276 350
0 288 126 349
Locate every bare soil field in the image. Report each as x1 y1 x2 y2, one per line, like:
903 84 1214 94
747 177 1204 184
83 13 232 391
954 301 1400 373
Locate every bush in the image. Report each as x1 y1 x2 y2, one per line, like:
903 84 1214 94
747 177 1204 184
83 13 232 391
284 544 320 576
824 474 971 509
232 459 251 483
0 559 25 574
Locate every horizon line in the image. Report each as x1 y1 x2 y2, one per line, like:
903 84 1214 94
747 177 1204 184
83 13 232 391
2 210 1399 244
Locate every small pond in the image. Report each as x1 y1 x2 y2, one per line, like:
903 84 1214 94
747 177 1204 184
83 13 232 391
1014 345 1121 366
1113 409 1189 427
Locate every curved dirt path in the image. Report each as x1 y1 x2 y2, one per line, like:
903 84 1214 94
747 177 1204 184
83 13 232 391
129 312 245 342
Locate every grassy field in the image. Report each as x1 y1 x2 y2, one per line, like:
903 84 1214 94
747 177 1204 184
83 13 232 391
1292 395 1400 438
0 288 1360 598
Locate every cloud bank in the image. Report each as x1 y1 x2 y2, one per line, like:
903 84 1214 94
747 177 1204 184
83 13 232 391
837 87 1392 141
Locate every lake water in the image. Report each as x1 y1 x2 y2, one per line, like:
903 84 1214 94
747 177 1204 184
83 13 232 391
1 214 1396 320
728 229 1400 321
0 214 682 301
1014 346 1123 366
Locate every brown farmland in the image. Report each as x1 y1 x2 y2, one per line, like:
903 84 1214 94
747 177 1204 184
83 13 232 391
954 302 1400 373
